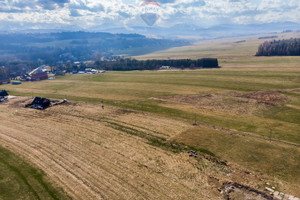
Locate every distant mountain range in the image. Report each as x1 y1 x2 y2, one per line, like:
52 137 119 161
96 22 300 40
1 22 299 41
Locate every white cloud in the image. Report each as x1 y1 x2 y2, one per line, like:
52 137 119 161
0 0 299 30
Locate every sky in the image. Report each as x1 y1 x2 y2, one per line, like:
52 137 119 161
0 0 299 31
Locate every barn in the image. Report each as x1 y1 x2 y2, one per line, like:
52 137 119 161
29 66 48 81
26 97 51 110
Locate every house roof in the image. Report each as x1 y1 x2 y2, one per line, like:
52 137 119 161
29 66 48 76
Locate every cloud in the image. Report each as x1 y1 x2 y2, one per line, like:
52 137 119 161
156 0 176 3
118 11 132 18
0 0 299 30
0 8 24 13
70 9 82 17
37 0 70 10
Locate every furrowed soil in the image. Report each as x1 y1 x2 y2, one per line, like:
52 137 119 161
1 97 298 199
0 97 214 199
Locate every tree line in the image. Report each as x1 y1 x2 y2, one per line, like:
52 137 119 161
94 58 219 71
0 67 9 81
256 38 300 56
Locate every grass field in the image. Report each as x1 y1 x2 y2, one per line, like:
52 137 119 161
3 69 300 145
0 144 70 200
1 97 299 199
0 97 227 199
1 32 300 199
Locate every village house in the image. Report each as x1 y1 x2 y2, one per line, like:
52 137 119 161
27 65 49 81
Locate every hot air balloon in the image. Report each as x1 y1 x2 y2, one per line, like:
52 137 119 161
140 0 160 26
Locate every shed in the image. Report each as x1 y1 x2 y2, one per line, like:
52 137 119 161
0 90 8 102
26 97 51 110
0 90 8 97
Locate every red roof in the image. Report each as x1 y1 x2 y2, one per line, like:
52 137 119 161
31 72 48 80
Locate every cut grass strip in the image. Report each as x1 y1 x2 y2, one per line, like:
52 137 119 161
0 145 70 200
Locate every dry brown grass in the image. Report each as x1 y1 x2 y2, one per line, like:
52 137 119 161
1 97 294 199
150 90 288 115
0 97 216 199
172 126 300 197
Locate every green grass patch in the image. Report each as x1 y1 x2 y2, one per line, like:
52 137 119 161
261 106 300 125
0 145 70 200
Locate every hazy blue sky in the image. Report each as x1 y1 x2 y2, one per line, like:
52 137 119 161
0 0 299 30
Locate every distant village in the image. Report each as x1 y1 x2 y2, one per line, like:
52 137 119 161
0 61 106 85
21 64 105 81
0 57 219 85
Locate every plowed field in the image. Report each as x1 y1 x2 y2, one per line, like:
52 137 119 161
0 97 221 199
